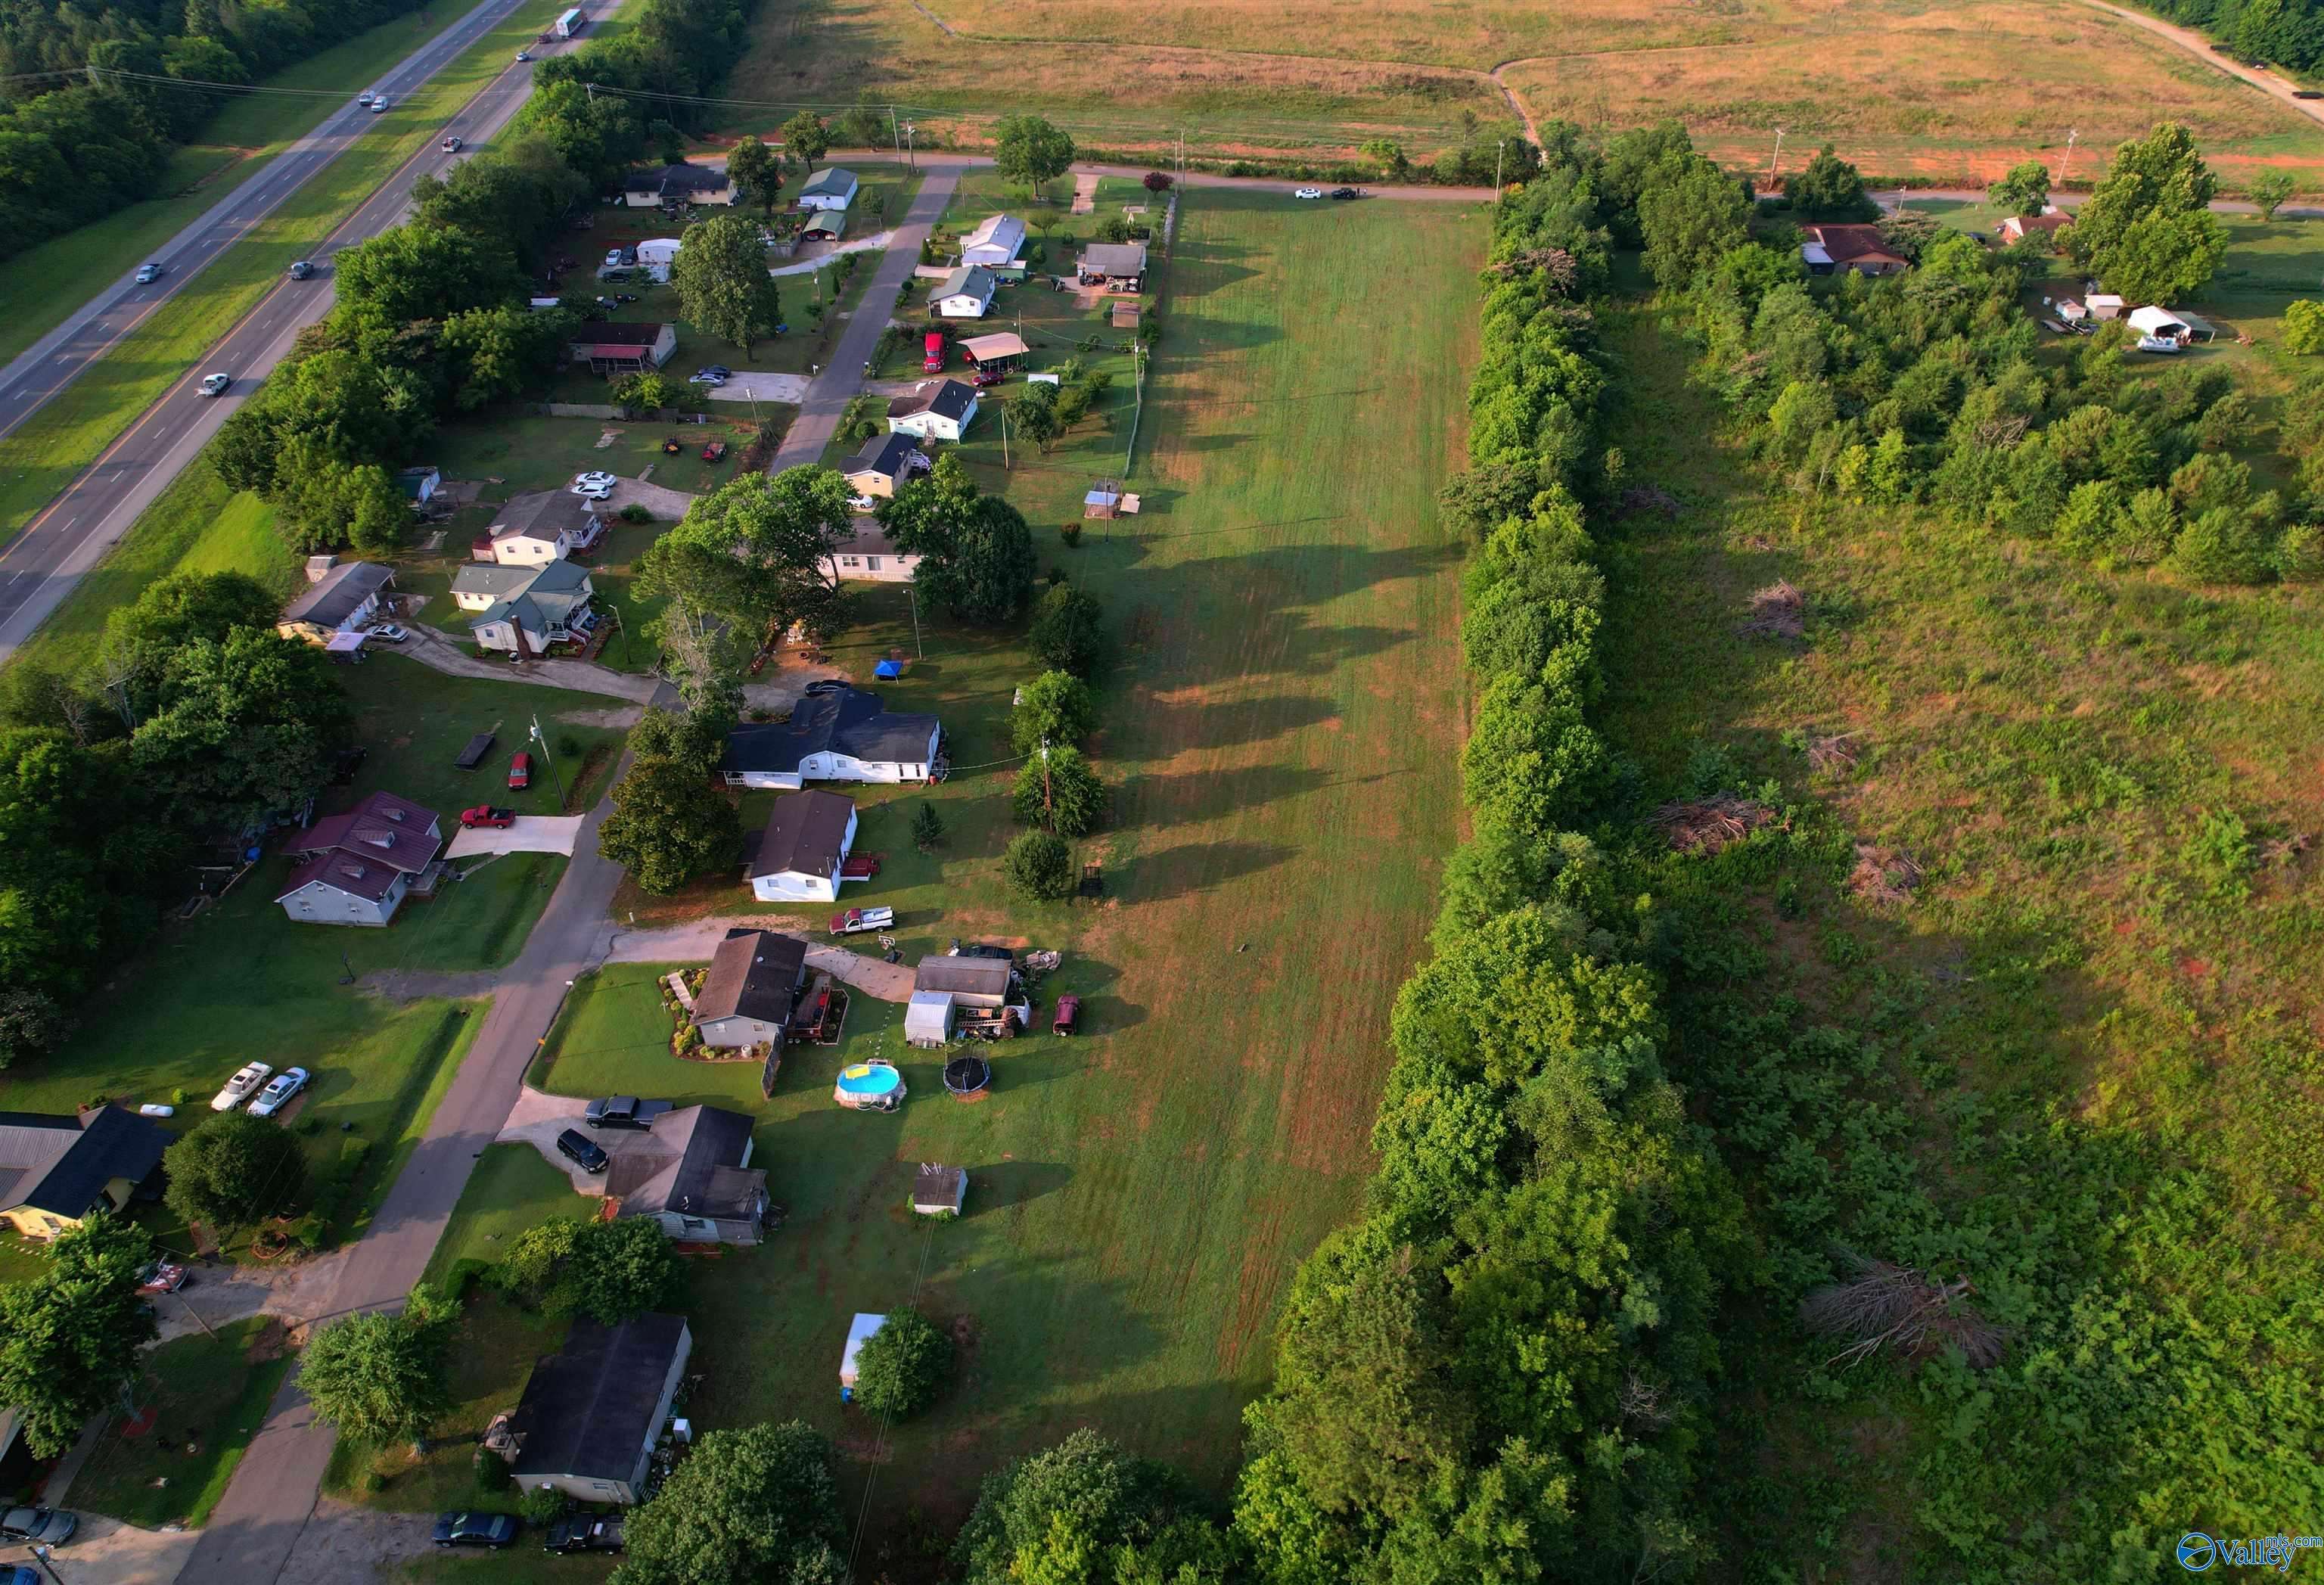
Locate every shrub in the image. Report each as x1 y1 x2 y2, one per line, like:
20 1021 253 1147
911 802 946 851
520 1486 566 1526
1010 670 1098 754
2285 299 2324 355
1003 831 1076 900
620 503 654 524
1011 745 1108 837
474 1448 510 1493
1059 521 1083 547
1028 583 1105 676
851 1307 952 1419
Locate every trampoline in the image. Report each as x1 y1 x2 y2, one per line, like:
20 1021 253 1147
943 1054 992 1099
834 1060 905 1111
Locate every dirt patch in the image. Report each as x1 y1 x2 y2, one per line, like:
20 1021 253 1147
557 704 645 729
246 1318 291 1363
1847 843 1924 906
1737 578 1807 640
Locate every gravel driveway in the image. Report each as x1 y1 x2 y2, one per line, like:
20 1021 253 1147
600 477 697 522
603 920 916 1002
700 372 809 404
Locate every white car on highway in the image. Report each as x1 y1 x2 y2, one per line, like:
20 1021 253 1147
370 96 390 113
198 372 231 397
135 263 163 284
247 1068 309 1120
1293 187 1324 200
570 471 618 498
211 1061 272 1112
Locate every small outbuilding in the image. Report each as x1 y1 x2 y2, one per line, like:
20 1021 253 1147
904 989 957 1048
956 331 1027 371
912 1164 967 1216
2127 305 2192 343
570 322 677 375
1078 241 1146 290
802 207 849 243
797 167 859 211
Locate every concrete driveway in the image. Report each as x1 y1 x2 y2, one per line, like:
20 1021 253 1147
8 1515 201 1585
445 813 585 859
498 1085 661 1193
701 372 809 404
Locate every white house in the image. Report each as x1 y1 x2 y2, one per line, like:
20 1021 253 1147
819 521 921 584
886 378 978 443
275 791 444 928
843 433 930 500
454 559 598 656
931 265 998 319
797 168 858 211
569 322 677 376
277 561 393 645
958 213 1027 269
748 789 859 902
691 930 806 1049
719 687 942 789
471 491 603 566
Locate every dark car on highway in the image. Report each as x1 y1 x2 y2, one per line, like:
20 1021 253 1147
1329 186 1362 200
432 1512 517 1549
557 1129 608 1174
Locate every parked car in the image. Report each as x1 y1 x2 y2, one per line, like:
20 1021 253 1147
135 1260 190 1296
545 1518 624 1554
1292 186 1323 200
247 1067 309 1119
441 135 463 153
210 1061 272 1112
431 1512 517 1549
571 470 617 497
1329 186 1362 200
620 246 638 266
369 623 409 643
198 372 231 396
603 248 626 269
0 1507 78 1546
8 1563 42 1583
508 752 532 789
585 1096 673 1130
556 1128 609 1173
135 263 163 284
971 368 1003 388
803 679 847 695
2136 334 2184 354
288 260 314 280
840 852 881 879
831 906 894 935
612 292 639 304
461 805 517 828
847 493 878 512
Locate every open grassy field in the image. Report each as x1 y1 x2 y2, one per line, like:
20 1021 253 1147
1504 0 2324 188
67 1317 297 1529
511 187 1486 1538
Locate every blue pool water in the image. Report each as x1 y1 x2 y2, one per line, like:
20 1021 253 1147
837 1064 901 1097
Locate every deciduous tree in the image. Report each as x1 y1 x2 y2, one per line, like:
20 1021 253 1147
1637 154 1750 291
597 754 742 894
129 628 353 831
993 114 1075 195
300 1298 453 1446
163 1111 309 1232
1010 670 1096 754
876 455 1038 622
1011 744 1107 837
1002 830 1074 900
0 1215 157 1456
779 110 829 166
851 1306 952 1419
617 1421 847 1585
670 212 782 356
1028 583 1104 675
725 136 778 214
1987 159 2051 217
2068 122 2226 301
2251 171 2297 221
637 467 856 646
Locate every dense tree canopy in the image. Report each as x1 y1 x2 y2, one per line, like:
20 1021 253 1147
638 468 856 648
0 1215 159 1456
616 1420 847 1585
163 1111 309 1232
301 1291 455 1445
2066 122 2226 303
128 628 353 832
993 114 1075 191
671 213 783 356
597 754 743 894
877 455 1038 623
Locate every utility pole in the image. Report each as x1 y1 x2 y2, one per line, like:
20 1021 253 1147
2055 127 2078 188
528 713 567 808
1039 735 1052 818
1768 127 1785 190
1495 138 1505 194
904 120 916 172
1000 399 1010 470
908 581 923 659
890 107 902 164
26 1544 61 1585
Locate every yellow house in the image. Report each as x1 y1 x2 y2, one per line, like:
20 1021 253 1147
0 1107 171 1241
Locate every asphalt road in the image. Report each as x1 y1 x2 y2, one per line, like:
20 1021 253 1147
0 0 583 661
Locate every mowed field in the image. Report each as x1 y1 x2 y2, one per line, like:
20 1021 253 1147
521 189 1484 1528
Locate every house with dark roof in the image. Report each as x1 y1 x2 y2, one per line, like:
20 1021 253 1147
749 791 858 902
569 322 677 375
1078 241 1147 291
843 433 931 500
502 1313 693 1504
1799 223 1909 277
692 929 807 1049
932 264 999 319
886 378 979 443
797 167 858 211
623 162 735 207
470 492 604 567
605 1105 767 1242
278 562 395 645
719 687 942 790
0 1107 169 1241
451 558 597 656
275 791 444 927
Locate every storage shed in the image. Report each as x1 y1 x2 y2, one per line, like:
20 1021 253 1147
912 1164 967 1215
905 990 956 1047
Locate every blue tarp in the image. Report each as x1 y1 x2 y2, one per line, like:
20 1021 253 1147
874 659 903 679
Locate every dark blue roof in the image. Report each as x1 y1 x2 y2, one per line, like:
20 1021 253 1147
720 688 937 775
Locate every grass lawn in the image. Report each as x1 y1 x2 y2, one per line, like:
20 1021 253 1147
433 413 759 502
66 1318 297 1529
0 0 575 550
527 187 1484 1539
338 654 632 817
0 3 510 370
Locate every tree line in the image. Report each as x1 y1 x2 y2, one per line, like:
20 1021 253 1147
0 0 438 260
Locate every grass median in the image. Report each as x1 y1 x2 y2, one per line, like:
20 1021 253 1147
0 0 572 558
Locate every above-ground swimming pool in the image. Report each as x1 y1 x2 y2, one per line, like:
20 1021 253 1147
834 1061 905 1109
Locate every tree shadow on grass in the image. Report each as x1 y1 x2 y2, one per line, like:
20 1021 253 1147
1114 765 1331 830
1107 838 1297 903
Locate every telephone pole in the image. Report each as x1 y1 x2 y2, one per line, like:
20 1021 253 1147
528 713 567 808
1768 127 1785 189
2055 127 2078 188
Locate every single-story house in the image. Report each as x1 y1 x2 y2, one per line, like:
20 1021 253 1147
1799 223 1908 277
719 687 942 788
2127 305 2194 343
278 561 394 644
471 491 604 566
797 167 858 211
956 331 1028 371
844 433 931 499
748 789 859 902
932 265 999 319
0 1107 169 1242
887 378 979 443
623 163 735 207
958 213 1027 269
396 465 441 505
570 322 677 376
819 521 921 584
912 1163 967 1216
2000 210 2071 247
503 1313 692 1505
801 207 849 243
456 558 597 657
692 929 807 1049
275 791 444 928
606 1105 768 1243
1078 241 1147 290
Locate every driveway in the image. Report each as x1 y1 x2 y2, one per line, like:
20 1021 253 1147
700 372 810 404
604 918 917 1002
6 1515 201 1585
396 626 659 704
599 477 697 521
147 1250 356 1345
772 235 892 276
445 814 585 859
497 1084 665 1192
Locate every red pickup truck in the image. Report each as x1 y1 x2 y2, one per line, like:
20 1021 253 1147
840 852 882 879
461 806 517 828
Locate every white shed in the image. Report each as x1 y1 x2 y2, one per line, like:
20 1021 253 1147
840 1312 887 1394
905 990 955 1047
2127 305 2191 341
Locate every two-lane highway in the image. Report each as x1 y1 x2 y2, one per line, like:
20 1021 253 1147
0 4 609 661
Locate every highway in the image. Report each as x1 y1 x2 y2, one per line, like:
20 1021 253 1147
0 0 591 660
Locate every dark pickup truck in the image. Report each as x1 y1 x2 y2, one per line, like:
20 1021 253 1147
584 1096 674 1130
545 1517 624 1555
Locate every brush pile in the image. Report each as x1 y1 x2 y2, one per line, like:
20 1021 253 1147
1651 795 1776 854
1807 730 1863 775
1737 579 1807 640
1849 842 1922 905
1800 1253 2007 1370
